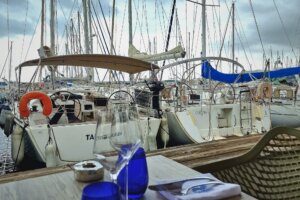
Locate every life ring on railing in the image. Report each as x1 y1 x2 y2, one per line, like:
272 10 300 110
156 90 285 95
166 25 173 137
256 82 272 100
19 91 52 118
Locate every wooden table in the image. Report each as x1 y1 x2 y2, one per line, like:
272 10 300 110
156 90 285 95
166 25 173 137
0 155 256 200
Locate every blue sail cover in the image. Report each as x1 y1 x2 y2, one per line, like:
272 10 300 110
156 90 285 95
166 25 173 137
201 61 300 83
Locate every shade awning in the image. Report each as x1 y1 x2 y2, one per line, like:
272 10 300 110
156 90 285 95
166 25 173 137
16 54 159 74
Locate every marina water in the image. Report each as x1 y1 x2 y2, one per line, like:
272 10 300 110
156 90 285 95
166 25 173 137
0 128 15 175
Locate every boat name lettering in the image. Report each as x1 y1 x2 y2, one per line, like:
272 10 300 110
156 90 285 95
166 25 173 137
85 134 95 140
87 132 122 141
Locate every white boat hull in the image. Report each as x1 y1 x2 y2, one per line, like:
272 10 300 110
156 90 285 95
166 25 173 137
270 104 300 128
167 103 271 146
17 118 161 165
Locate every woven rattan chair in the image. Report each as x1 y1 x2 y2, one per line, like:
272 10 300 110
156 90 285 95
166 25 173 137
195 127 300 200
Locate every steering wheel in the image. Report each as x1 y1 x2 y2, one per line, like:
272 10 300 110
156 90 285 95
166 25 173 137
107 90 135 106
212 82 235 104
50 90 82 119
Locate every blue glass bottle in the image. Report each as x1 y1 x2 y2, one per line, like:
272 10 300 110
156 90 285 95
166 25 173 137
117 147 149 199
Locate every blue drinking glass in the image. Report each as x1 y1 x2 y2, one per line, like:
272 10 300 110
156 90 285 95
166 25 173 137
81 181 120 200
117 147 149 199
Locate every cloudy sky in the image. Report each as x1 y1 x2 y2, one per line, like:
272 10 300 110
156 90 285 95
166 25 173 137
0 0 300 81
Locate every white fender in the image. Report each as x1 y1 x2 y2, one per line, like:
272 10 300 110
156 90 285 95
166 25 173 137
11 125 24 164
160 117 169 149
147 125 158 151
45 139 57 167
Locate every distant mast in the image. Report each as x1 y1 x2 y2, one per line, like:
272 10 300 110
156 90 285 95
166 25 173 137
202 0 206 57
128 0 134 82
50 0 56 88
187 0 219 57
82 0 94 81
8 41 12 90
50 0 56 54
232 1 235 73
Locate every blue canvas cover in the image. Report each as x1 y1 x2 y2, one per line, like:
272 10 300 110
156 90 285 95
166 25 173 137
201 61 300 83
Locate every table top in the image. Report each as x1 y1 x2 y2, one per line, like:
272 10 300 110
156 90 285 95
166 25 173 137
0 155 256 200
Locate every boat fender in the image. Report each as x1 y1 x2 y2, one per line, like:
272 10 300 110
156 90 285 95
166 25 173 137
19 91 53 118
73 161 104 182
45 139 57 167
4 112 14 137
160 117 169 149
147 124 158 151
11 125 24 165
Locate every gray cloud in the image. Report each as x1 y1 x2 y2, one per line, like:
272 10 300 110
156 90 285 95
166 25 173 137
236 0 300 50
0 0 40 38
0 0 113 39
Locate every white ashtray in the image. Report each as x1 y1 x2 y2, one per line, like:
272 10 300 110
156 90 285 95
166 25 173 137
73 160 104 182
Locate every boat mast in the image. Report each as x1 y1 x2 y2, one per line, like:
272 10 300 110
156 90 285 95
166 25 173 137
8 41 12 91
202 0 206 57
41 0 45 49
83 0 89 54
187 0 219 57
128 0 134 83
232 1 235 73
50 0 56 89
108 0 116 82
111 0 116 54
50 0 56 54
82 0 94 81
39 0 45 84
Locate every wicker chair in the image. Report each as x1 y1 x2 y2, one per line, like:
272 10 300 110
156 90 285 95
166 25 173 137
195 127 300 200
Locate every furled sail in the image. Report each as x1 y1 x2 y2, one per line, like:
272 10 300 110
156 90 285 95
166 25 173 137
201 61 300 83
128 44 186 62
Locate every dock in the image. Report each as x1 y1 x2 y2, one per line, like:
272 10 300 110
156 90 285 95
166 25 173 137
0 134 262 184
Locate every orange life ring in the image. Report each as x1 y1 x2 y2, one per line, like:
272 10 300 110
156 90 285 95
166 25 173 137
19 91 52 118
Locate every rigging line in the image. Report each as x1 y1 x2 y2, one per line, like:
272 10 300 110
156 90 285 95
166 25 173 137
91 3 109 53
133 0 147 50
0 45 12 78
235 9 255 67
24 12 42 61
6 0 9 51
249 0 266 58
90 13 106 54
191 2 198 56
216 4 232 70
160 0 176 81
163 0 176 61
175 10 185 48
95 0 121 82
292 11 300 52
117 0 127 53
211 3 217 55
212 0 221 56
236 24 252 68
273 0 297 60
97 0 116 55
194 13 202 57
235 11 252 69
224 1 253 69
143 0 151 52
207 9 214 56
159 0 168 49
57 0 79 53
20 0 29 63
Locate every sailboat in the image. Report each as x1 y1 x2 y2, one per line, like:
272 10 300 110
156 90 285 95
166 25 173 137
11 54 161 167
159 58 271 146
202 60 300 128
